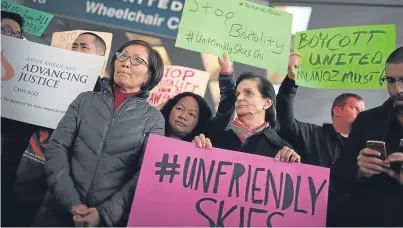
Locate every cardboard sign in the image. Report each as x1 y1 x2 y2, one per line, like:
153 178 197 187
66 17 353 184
128 135 330 227
1 0 54 36
294 24 396 89
51 30 113 78
1 35 104 129
147 65 210 107
175 0 292 73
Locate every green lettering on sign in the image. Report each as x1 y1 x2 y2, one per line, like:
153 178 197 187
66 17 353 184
175 0 292 74
294 24 396 89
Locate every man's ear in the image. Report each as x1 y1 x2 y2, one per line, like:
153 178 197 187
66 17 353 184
333 106 342 117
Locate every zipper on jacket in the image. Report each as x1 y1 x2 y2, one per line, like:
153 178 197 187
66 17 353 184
84 96 139 205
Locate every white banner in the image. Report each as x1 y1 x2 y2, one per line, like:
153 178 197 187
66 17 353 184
1 35 104 129
147 65 211 109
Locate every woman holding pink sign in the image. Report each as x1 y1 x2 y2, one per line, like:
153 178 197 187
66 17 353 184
195 53 300 163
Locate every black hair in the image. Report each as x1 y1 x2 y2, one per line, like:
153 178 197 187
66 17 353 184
110 40 163 91
1 11 24 33
160 92 213 142
76 32 107 56
386 46 403 64
236 72 277 128
331 93 364 118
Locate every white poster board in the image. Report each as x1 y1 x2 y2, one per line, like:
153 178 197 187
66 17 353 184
147 65 211 109
1 35 104 129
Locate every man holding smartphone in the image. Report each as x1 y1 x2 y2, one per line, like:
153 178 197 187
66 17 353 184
331 46 403 226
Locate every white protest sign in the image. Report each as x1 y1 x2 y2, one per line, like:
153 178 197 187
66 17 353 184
1 35 104 129
147 65 211 108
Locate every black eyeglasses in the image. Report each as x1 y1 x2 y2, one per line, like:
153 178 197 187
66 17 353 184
382 76 403 87
1 25 23 39
116 52 148 67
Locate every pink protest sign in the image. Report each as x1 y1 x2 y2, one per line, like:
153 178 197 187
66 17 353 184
147 65 210 108
128 135 330 227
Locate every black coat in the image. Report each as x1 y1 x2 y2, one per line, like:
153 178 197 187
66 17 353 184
1 119 39 226
211 126 292 158
276 77 345 168
331 99 403 226
34 80 165 227
1 77 104 226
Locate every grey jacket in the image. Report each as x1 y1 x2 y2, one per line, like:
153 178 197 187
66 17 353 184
34 79 165 227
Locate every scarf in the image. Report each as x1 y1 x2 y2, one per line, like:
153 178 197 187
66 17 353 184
113 84 141 110
231 117 269 143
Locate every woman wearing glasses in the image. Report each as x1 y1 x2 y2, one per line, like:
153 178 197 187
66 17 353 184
34 40 165 227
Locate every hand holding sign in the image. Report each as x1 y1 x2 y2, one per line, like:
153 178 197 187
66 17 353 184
288 52 301 80
218 52 233 73
193 134 212 149
275 146 301 163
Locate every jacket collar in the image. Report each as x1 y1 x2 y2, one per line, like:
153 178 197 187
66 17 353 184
380 98 394 119
261 126 291 149
380 98 396 134
322 123 345 145
101 78 149 99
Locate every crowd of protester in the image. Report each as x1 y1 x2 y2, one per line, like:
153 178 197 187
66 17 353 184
1 10 402 227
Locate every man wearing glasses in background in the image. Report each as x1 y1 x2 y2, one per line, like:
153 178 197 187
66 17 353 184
1 11 24 39
331 46 403 226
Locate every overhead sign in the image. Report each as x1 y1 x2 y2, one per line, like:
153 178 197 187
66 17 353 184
22 0 184 39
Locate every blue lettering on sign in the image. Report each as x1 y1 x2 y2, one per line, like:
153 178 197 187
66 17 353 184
23 0 184 39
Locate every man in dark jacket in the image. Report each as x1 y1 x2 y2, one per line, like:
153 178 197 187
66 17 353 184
276 53 365 168
9 31 108 227
0 11 40 227
331 46 403 226
276 54 366 226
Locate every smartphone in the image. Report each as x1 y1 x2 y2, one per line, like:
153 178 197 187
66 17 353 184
366 140 387 160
